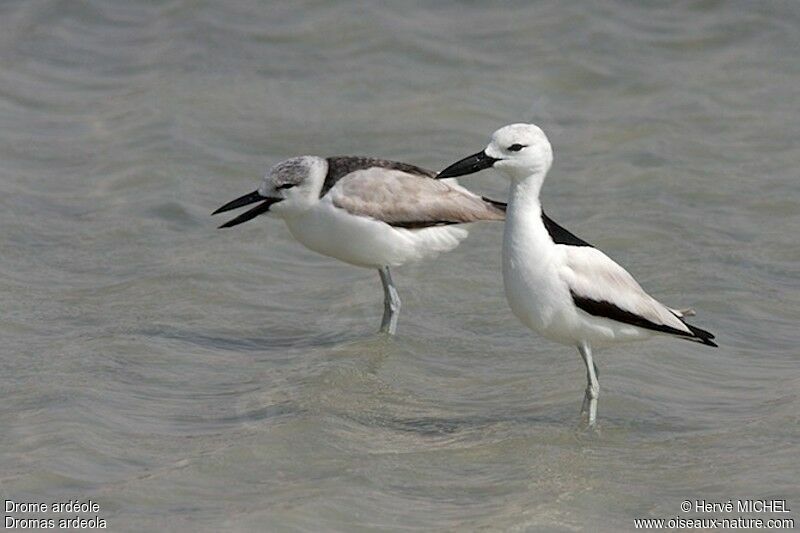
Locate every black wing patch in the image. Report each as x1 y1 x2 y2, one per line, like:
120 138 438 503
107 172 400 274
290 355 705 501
322 156 436 198
481 196 507 212
389 221 460 229
542 211 593 247
570 291 718 347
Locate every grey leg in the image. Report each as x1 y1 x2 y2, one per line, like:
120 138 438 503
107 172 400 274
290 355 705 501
578 341 600 426
378 266 401 335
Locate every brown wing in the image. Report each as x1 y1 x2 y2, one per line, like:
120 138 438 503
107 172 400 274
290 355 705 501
329 167 505 229
322 156 436 197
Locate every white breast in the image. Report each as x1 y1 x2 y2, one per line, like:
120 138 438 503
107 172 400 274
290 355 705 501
282 198 467 268
502 205 579 343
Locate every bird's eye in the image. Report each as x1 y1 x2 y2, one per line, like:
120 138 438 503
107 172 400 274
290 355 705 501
507 144 526 152
276 183 296 190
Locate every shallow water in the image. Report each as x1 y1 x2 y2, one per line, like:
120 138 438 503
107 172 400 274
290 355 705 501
1 1 798 531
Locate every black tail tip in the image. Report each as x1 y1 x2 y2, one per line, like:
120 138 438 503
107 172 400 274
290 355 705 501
699 338 719 348
686 324 717 347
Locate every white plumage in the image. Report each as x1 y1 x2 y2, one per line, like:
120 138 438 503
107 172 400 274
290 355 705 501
437 123 716 426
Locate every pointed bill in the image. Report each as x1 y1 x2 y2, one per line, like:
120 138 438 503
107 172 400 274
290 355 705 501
436 151 499 180
212 190 266 215
217 198 281 228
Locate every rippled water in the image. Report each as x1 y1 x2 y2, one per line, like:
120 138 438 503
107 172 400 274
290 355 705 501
1 1 798 531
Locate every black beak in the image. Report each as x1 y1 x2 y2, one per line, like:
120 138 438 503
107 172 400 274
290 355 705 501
212 190 282 229
436 151 499 180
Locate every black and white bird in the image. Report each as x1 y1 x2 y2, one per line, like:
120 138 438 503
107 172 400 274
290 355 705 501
213 156 505 334
437 123 716 426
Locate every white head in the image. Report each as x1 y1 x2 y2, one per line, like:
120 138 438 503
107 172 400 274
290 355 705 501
437 123 553 182
213 156 327 228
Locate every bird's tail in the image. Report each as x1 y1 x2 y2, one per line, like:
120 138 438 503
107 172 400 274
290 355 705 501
682 322 717 347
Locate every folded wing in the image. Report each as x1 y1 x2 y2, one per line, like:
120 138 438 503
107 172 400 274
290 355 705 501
329 168 506 229
562 246 716 346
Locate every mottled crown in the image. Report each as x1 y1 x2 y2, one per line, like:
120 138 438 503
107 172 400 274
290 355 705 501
267 156 316 186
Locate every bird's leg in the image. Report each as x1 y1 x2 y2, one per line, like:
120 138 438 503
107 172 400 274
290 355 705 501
578 341 600 426
378 266 401 335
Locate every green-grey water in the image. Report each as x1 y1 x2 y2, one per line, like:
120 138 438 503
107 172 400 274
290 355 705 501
1 1 798 531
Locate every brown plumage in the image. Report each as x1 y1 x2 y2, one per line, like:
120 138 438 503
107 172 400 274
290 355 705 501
329 166 506 229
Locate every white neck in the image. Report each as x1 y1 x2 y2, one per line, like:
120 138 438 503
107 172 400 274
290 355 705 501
501 169 562 331
505 170 550 240
508 170 545 206
503 170 555 271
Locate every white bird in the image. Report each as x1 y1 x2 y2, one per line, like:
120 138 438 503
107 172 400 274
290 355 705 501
437 124 716 426
213 155 505 334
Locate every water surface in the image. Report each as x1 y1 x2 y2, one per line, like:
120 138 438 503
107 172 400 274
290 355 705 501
1 1 798 531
